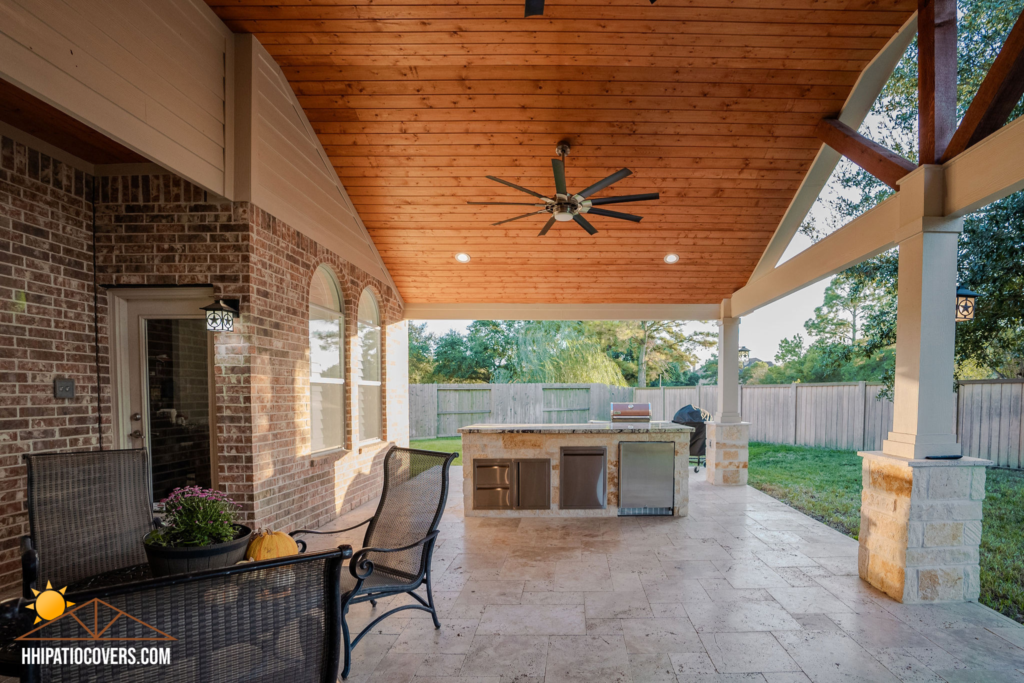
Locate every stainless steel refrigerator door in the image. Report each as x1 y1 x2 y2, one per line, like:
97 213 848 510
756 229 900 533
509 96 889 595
618 442 675 509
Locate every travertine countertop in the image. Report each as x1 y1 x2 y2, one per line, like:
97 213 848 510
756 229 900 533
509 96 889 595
457 421 694 434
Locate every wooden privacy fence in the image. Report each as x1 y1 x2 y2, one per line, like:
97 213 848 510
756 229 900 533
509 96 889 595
410 383 634 438
411 380 1024 468
636 379 1024 468
636 382 897 451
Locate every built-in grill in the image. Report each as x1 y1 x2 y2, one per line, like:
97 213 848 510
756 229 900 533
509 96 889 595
610 402 652 424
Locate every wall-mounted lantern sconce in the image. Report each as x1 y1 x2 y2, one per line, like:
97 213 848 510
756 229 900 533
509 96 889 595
955 285 977 323
201 299 240 332
738 346 750 366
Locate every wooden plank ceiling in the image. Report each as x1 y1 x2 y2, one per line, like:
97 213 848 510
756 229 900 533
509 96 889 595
207 0 916 305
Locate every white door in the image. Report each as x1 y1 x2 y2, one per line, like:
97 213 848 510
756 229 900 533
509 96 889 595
109 288 218 504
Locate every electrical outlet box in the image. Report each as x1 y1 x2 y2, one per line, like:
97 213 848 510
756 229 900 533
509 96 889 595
53 378 75 399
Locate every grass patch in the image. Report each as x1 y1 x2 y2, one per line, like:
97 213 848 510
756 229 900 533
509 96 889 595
410 436 463 466
748 442 1024 625
747 442 864 538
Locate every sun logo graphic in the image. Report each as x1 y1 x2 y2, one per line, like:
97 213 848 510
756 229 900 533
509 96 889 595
26 582 74 625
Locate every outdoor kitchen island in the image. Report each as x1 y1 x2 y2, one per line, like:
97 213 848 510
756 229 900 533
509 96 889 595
458 421 693 518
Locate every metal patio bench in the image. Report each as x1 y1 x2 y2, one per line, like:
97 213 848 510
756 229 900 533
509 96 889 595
1 546 349 682
290 445 458 680
20 448 159 598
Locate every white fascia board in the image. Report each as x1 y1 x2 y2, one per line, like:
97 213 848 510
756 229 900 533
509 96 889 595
731 195 901 317
747 13 917 283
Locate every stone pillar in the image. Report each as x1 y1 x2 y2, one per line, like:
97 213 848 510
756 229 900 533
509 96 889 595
858 453 991 603
707 316 749 485
858 166 991 603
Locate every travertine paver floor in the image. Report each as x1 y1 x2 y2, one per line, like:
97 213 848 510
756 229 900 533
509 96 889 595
307 467 1024 683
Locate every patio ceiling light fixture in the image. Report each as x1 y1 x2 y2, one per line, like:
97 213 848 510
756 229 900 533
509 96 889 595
664 253 679 264
201 299 239 332
455 253 471 263
955 285 978 322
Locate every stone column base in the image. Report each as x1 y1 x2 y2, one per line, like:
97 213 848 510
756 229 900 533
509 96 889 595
705 422 749 486
857 451 992 603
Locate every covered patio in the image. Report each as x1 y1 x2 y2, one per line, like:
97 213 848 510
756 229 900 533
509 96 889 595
307 468 1024 682
3 0 1024 679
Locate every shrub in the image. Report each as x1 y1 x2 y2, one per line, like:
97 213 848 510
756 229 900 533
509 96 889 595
148 486 241 547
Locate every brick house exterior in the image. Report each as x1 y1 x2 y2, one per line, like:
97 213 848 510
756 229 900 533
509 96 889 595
0 134 407 594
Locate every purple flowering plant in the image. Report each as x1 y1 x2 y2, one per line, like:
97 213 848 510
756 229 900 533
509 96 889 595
148 486 242 547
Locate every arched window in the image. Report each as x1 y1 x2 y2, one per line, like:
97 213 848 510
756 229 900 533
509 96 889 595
309 266 344 452
356 289 381 442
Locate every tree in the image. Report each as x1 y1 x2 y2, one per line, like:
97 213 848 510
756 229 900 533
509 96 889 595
466 320 521 382
800 0 1024 394
408 323 436 383
803 275 878 345
775 335 805 365
515 321 627 385
432 330 486 382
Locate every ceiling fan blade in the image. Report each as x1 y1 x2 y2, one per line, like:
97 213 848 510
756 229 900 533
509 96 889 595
587 207 643 223
467 201 547 206
486 175 549 200
577 169 632 198
573 214 598 235
538 216 557 236
492 209 548 226
525 0 544 17
589 192 660 206
552 158 567 196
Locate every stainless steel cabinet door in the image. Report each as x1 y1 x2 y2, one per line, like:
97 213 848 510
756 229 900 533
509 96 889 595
619 442 675 509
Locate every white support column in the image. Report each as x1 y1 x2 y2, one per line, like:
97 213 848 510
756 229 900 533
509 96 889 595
882 166 962 459
858 166 993 604
715 317 742 423
707 313 749 486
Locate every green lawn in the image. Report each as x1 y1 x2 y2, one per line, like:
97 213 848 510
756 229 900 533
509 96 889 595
748 442 1024 625
410 436 463 465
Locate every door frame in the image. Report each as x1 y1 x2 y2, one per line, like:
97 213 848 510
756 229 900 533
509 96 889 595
109 286 219 491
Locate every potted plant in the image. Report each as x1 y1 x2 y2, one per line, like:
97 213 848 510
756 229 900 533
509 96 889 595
143 486 252 577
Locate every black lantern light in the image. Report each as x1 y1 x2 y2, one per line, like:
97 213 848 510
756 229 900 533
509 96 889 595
738 346 751 366
955 285 977 323
201 299 239 332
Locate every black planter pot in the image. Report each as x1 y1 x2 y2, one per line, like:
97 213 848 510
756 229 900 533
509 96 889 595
143 525 253 577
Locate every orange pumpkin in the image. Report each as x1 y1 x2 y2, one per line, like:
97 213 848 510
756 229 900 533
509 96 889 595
245 529 299 561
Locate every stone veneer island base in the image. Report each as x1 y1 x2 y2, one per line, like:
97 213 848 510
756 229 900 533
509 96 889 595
857 451 993 603
459 423 693 518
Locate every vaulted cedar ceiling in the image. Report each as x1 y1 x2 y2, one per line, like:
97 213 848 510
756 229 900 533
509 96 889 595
207 0 916 305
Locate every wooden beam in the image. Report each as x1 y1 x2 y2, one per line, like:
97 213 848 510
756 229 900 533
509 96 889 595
918 0 958 164
816 118 916 189
941 9 1024 162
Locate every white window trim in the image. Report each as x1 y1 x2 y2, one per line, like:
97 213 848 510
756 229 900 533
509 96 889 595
309 286 345 455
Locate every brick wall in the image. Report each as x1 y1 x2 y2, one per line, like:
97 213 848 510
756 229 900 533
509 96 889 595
0 136 100 591
0 134 407 595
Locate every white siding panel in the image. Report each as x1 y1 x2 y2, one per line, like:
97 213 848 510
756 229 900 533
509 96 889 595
0 0 231 193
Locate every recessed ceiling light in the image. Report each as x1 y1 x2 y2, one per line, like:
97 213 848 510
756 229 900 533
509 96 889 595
455 253 471 263
664 253 679 264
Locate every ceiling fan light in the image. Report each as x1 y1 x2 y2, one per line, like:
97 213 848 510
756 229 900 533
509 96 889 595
553 211 574 222
455 253 471 263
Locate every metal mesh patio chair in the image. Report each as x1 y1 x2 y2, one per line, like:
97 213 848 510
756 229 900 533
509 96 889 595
21 449 157 597
290 445 458 680
1 546 349 682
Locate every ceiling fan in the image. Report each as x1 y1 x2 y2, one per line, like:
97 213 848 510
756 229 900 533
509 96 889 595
468 141 660 236
524 0 656 17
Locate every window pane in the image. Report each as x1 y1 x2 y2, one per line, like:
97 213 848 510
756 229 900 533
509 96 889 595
359 384 381 441
311 382 343 451
311 267 341 309
358 321 380 382
358 290 379 326
310 308 343 380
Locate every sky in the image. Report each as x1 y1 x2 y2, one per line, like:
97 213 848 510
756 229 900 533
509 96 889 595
415 228 830 367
